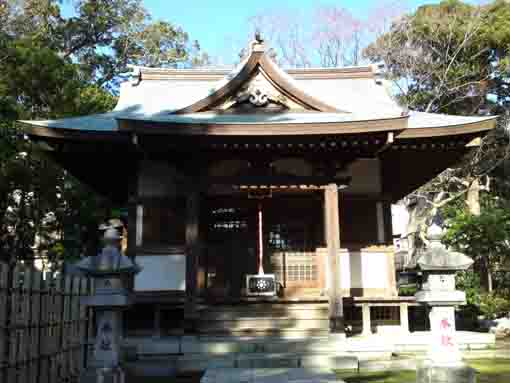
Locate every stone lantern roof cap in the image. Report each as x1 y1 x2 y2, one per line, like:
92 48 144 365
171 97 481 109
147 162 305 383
416 223 474 271
417 248 474 271
75 245 141 276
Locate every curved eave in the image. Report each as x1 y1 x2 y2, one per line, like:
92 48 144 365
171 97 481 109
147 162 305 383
117 115 408 136
173 43 341 114
397 116 497 139
18 122 128 142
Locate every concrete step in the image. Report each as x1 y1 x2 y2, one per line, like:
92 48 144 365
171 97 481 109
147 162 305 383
182 337 337 354
129 336 338 356
199 318 330 331
201 368 340 383
199 327 331 337
175 352 359 372
201 308 329 320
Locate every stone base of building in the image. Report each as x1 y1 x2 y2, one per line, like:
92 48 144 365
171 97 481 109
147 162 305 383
81 367 127 383
416 362 476 383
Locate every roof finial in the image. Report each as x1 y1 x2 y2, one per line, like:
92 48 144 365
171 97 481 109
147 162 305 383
255 29 264 44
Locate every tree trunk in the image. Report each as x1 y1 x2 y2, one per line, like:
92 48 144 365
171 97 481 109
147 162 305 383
467 179 493 292
466 179 480 216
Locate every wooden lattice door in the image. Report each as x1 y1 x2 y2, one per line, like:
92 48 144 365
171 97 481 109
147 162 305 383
264 195 324 297
204 197 258 298
204 194 324 299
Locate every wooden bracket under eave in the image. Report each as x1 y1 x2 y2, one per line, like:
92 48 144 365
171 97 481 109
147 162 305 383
375 132 395 156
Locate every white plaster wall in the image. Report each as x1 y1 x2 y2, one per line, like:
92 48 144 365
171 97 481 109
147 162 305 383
325 251 351 290
138 160 177 198
332 250 391 291
391 203 410 237
134 254 186 291
339 159 381 194
339 251 351 289
361 252 389 289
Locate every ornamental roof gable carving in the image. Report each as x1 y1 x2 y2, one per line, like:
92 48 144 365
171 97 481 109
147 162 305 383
172 40 346 114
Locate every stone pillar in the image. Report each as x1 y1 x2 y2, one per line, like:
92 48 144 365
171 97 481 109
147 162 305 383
324 184 343 334
400 303 409 333
361 303 372 336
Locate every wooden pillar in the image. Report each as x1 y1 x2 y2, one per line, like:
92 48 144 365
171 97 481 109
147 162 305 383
185 188 200 325
400 303 409 333
376 201 385 244
324 183 344 333
361 303 372 336
126 160 140 259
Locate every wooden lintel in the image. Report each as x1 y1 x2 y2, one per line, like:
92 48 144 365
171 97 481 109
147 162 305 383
209 175 352 188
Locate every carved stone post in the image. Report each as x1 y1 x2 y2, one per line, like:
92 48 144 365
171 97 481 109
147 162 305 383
76 228 141 383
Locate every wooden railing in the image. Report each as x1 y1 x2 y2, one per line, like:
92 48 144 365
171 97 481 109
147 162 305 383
0 262 92 383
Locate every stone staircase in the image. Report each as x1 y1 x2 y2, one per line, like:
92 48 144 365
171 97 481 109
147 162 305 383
124 331 496 374
196 301 331 337
128 336 360 373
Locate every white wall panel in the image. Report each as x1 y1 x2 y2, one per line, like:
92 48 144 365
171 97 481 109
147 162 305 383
134 254 186 291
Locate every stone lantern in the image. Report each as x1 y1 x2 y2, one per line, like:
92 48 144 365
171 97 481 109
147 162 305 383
415 223 475 383
76 227 141 383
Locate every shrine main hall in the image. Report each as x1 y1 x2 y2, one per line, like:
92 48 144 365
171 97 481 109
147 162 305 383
22 39 496 339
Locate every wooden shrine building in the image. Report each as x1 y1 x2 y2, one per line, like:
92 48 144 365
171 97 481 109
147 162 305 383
21 39 497 337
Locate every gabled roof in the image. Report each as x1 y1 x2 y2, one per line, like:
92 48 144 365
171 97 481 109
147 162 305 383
19 39 497 140
172 41 342 114
112 43 403 119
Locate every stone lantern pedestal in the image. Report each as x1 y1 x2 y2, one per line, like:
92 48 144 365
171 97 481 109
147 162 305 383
76 228 141 383
415 224 476 383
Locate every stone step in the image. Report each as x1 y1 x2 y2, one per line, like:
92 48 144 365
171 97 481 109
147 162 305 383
201 368 341 383
201 308 329 320
201 301 328 311
129 337 338 356
181 338 337 354
199 327 331 337
199 318 330 331
175 352 359 372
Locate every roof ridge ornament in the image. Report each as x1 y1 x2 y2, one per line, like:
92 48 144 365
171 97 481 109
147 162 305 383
250 29 266 53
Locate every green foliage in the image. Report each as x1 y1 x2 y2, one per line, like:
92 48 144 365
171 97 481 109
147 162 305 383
364 0 510 115
0 1 204 264
446 206 510 317
455 270 482 306
398 285 417 296
444 207 510 267
479 292 510 319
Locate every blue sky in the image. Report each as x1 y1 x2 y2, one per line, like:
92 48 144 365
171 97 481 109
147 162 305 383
63 0 482 65
144 0 432 63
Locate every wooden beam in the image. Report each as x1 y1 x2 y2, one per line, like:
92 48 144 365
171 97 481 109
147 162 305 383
210 175 351 188
324 184 344 334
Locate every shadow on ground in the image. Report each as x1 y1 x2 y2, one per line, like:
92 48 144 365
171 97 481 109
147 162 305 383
126 372 204 383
